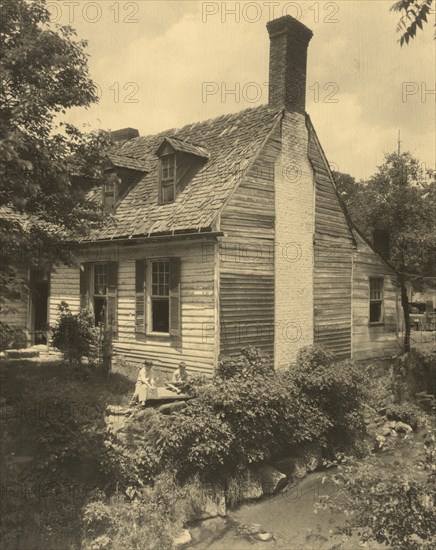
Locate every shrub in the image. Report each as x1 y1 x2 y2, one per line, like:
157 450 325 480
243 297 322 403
51 302 97 365
321 418 436 549
385 401 424 430
82 473 196 550
217 346 274 379
289 346 369 452
393 349 436 402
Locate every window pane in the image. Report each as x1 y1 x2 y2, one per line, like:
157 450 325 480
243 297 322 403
162 183 174 203
152 298 169 332
370 301 382 323
94 265 107 295
151 261 170 296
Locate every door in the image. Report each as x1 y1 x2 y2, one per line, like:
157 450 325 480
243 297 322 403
30 271 49 345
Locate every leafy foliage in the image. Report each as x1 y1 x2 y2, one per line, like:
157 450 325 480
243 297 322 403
334 152 436 351
385 401 423 429
391 0 435 45
291 347 369 452
0 0 112 317
321 417 436 549
51 301 97 366
107 346 368 484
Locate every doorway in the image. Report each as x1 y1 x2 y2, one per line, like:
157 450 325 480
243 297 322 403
30 270 49 345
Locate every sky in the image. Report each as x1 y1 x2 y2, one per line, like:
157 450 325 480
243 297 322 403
52 0 435 180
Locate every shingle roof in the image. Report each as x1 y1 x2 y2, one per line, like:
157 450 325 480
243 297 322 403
156 136 210 159
87 105 282 241
107 153 150 172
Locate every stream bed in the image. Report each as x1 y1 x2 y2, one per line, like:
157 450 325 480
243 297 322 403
189 435 423 549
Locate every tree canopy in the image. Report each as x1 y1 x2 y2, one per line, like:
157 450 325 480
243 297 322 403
0 0 111 314
391 0 435 45
334 152 436 350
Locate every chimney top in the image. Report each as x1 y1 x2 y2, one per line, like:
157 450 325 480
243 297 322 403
266 15 313 41
266 16 313 113
110 127 139 142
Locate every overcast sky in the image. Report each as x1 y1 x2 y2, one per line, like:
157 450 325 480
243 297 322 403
55 0 435 180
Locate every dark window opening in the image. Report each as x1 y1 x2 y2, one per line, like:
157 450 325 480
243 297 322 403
93 264 108 325
369 277 384 324
151 260 169 332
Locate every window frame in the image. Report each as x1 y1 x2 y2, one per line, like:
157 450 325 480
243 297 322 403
159 154 176 204
102 173 117 212
147 258 171 335
368 276 384 325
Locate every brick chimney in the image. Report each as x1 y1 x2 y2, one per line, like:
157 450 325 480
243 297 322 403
266 16 313 113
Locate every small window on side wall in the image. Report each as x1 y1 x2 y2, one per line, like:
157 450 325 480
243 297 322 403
369 277 384 324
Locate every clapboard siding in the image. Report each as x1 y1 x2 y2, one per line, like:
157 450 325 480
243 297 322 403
308 121 354 358
49 240 218 376
219 125 280 358
352 233 401 360
49 263 81 323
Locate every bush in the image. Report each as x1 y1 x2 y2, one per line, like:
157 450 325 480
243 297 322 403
107 346 368 484
82 473 200 550
321 418 436 549
393 349 436 402
217 346 274 379
289 346 369 452
51 301 97 365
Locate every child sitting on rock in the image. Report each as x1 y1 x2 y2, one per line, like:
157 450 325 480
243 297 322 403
131 360 155 405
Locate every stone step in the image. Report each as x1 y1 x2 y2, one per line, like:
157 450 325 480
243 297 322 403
4 349 40 359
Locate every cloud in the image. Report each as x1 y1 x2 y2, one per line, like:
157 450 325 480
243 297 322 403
62 0 435 180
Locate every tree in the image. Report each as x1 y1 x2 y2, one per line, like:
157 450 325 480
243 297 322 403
332 171 360 204
391 0 435 45
0 1 111 329
336 153 436 352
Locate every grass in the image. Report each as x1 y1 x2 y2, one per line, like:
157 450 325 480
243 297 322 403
0 360 133 550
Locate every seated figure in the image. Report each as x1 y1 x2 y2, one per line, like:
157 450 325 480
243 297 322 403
166 361 189 394
131 360 155 405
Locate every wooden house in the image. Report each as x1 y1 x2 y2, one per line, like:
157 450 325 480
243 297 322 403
5 16 402 373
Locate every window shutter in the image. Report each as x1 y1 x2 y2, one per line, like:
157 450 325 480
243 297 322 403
80 263 90 310
107 262 118 336
135 259 146 336
169 257 181 338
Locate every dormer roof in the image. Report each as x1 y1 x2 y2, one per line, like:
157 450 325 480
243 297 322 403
155 137 210 159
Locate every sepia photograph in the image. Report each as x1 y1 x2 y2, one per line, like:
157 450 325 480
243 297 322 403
0 1 435 548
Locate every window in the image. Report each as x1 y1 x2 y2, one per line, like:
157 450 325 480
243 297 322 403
151 260 170 333
103 177 116 211
80 262 118 332
369 277 384 324
93 264 108 325
135 258 181 338
160 155 175 203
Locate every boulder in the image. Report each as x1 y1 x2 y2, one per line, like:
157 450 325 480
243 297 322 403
158 401 188 415
380 423 392 437
254 465 288 496
255 532 274 542
173 529 192 547
198 486 226 519
274 457 304 479
395 421 413 433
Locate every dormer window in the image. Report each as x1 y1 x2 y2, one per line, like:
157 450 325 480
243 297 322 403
103 177 116 212
102 154 150 212
160 155 176 203
156 137 210 205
